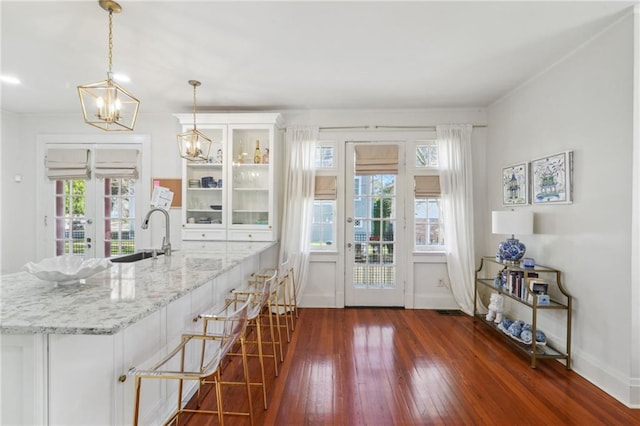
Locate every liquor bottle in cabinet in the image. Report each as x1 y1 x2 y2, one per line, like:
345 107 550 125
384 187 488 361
253 140 262 164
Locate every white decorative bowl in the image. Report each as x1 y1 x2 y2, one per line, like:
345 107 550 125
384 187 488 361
23 255 112 284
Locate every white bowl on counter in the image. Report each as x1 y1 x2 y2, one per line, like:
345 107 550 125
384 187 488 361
23 255 112 284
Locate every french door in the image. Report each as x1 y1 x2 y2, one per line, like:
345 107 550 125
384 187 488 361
344 142 405 306
38 139 148 260
50 176 138 259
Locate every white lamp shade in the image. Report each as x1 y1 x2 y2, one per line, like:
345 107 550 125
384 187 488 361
492 211 533 235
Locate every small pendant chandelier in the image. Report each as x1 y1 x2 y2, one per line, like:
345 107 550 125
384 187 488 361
177 80 212 162
78 0 140 131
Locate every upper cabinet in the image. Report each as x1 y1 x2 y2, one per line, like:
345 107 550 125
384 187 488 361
175 113 283 242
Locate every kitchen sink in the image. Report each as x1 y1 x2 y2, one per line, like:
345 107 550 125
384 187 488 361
110 250 164 263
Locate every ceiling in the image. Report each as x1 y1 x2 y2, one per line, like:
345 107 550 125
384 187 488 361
1 1 637 115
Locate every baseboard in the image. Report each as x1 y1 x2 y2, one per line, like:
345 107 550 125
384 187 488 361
413 294 459 309
571 346 638 408
299 294 337 307
630 377 640 408
301 294 460 310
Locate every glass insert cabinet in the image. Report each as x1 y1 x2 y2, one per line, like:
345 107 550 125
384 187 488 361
175 113 283 241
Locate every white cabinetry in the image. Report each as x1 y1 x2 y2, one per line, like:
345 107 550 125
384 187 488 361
176 113 283 242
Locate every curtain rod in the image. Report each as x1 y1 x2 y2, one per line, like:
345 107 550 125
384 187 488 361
317 124 488 131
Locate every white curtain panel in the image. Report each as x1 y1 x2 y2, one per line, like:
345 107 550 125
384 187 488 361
436 124 477 315
279 127 318 306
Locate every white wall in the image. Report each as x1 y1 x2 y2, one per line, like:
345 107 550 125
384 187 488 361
487 12 638 406
1 110 31 273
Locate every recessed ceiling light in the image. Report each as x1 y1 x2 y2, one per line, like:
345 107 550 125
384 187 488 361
1 75 21 85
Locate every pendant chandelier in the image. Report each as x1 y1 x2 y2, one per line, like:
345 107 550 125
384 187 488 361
77 0 140 131
177 80 212 162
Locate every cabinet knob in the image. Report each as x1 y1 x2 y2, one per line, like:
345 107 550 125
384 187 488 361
202 234 205 238
118 374 127 383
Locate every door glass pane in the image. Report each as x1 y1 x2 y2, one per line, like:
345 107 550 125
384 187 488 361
104 178 136 257
54 180 87 256
185 163 224 226
352 174 396 289
231 128 270 226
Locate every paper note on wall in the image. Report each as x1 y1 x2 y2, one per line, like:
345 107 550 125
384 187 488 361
150 186 174 210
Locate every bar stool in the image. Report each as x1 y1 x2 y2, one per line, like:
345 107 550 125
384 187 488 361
259 260 297 343
281 261 298 328
255 268 289 359
221 270 278 409
130 295 254 426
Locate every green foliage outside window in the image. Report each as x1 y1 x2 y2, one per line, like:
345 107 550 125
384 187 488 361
66 180 86 216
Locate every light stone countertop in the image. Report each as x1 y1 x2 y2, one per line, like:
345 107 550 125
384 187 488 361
0 241 276 336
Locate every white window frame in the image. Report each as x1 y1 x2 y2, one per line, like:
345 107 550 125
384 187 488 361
310 199 337 251
408 140 445 253
310 141 338 252
314 141 338 170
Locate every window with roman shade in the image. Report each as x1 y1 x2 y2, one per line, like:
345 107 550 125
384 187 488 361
414 174 444 250
45 149 91 180
95 149 139 179
414 175 441 197
311 175 337 250
315 176 337 200
355 145 398 175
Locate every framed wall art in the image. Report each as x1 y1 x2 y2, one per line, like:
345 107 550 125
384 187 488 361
502 162 529 205
531 151 573 204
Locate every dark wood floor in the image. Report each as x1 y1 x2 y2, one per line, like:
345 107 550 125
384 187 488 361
182 308 640 425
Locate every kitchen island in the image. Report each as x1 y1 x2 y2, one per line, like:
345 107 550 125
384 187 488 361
1 241 277 425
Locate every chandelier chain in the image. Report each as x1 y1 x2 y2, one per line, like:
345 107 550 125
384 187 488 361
108 9 114 75
192 83 198 130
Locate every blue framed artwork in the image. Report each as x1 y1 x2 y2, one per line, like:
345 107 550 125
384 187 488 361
502 162 529 206
531 151 573 204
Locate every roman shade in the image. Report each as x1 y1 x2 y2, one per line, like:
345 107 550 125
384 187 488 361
95 149 139 179
414 175 441 197
45 149 90 180
355 145 398 175
315 176 337 200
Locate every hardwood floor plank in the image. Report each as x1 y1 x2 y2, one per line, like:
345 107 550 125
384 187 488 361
181 308 640 426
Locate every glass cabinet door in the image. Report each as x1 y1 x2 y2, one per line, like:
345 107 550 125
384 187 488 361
183 127 226 228
229 126 272 228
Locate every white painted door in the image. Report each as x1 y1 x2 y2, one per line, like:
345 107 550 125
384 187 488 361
41 142 145 259
344 142 405 306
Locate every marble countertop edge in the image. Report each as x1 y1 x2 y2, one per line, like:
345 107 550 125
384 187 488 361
1 241 276 336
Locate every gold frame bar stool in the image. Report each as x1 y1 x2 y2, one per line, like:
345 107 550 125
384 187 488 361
129 295 254 426
259 260 298 346
223 270 278 409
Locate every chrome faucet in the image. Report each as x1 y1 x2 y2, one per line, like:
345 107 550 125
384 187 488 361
141 208 171 256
